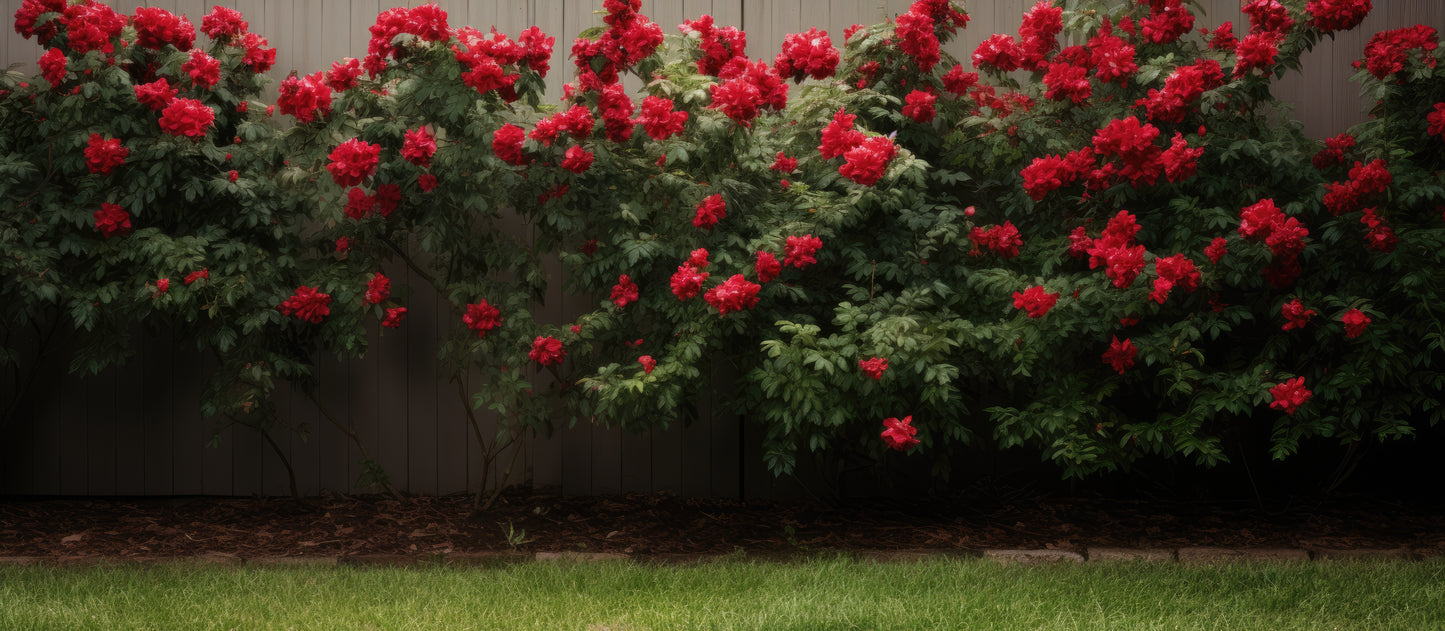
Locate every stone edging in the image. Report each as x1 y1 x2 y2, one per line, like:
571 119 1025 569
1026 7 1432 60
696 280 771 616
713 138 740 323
0 546 1431 567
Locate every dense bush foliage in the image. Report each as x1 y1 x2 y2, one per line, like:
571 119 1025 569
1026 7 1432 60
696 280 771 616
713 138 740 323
3 0 1443 496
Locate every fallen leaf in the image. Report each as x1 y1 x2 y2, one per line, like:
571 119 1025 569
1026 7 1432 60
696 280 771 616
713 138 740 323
61 534 84 543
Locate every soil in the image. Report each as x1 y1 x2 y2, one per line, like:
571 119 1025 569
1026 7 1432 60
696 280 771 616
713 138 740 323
3 488 1443 560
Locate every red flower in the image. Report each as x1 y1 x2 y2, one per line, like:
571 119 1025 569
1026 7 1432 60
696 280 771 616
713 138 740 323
493 124 529 166
84 134 128 175
1350 159 1392 195
201 6 248 41
669 265 709 300
58 2 126 54
897 10 941 72
610 274 639 308
819 108 865 159
709 72 763 124
327 139 382 187
942 64 980 95
681 15 747 76
529 336 567 366
1018 0 1064 69
134 78 178 110
1140 0 1195 44
693 193 726 230
158 98 215 139
418 174 438 191
561 146 594 174
1427 103 1445 140
775 27 839 83
1243 0 1294 35
374 184 402 218
1094 244 1147 289
703 274 761 316
784 235 823 269
635 96 688 140
1307 0 1371 33
1357 25 1438 80
968 222 1023 259
1205 237 1228 264
344 187 376 220
770 152 798 173
1102 336 1137 374
241 33 276 72
881 415 920 452
858 357 888 380
183 50 220 89
1088 20 1138 85
278 286 332 324
381 307 407 328
1341 308 1371 338
1012 286 1059 318
184 268 209 285
93 203 131 239
39 48 65 89
132 7 194 51
462 300 502 338
1313 133 1356 169
1281 299 1316 331
973 34 1023 72
401 128 436 167
277 72 333 124
687 248 710 268
365 272 390 305
227 170 239 182
1360 208 1398 253
1043 61 1091 104
638 355 656 374
1149 254 1200 304
839 136 897 186
326 58 362 92
1233 32 1281 78
1268 376 1312 415
153 278 170 297
14 0 67 42
755 251 782 283
902 90 937 123
335 237 353 253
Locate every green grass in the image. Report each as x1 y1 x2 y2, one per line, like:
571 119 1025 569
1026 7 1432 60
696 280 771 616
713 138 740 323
1 556 1442 630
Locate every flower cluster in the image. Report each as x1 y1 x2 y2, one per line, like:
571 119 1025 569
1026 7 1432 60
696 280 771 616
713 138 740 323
896 0 968 73
325 58 362 91
902 90 937 123
240 33 277 72
1013 286 1059 318
1312 133 1355 169
55 2 126 54
1085 211 1147 289
462 300 502 338
39 48 65 89
669 264 709 300
401 128 436 167
277 72 332 124
134 78 178 110
366 4 451 71
278 286 332 324
1342 308 1371 338
1429 103 1445 141
531 105 593 146
774 28 839 83
1281 299 1316 331
839 136 897 186
1323 159 1391 215
783 235 823 269
881 415 920 451
1268 377 1312 415
1140 0 1195 45
13 0 67 43
382 307 407 328
184 269 209 285
1102 336 1137 374
638 355 656 374
1355 25 1437 80
1088 18 1138 85
680 15 746 76
1307 0 1372 33
610 274 639 308
182 50 221 89
201 5 248 41
132 7 194 51
1137 59 1224 124
327 139 382 187
158 98 215 138
570 0 662 84
365 273 390 305
755 251 782 283
709 59 787 125
93 202 131 238
635 96 687 141
1238 198 1309 288
968 221 1023 259
529 336 566 366
859 357 889 380
84 134 128 175
1149 254 1200 304
493 124 529 165
693 194 726 230
1359 208 1398 253
703 274 761 315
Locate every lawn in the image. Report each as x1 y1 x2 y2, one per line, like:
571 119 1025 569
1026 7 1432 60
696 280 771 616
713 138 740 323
2 556 1442 630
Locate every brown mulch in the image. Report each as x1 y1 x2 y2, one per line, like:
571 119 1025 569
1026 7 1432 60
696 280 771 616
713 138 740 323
2 489 1443 560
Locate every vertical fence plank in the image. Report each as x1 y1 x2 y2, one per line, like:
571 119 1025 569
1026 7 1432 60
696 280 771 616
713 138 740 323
141 330 175 494
26 329 63 495
58 367 88 494
405 246 439 495
434 304 470 496
376 259 411 493
114 354 146 495
171 350 206 495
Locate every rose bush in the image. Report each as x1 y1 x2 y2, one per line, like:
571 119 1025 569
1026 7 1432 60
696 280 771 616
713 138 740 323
5 0 1443 498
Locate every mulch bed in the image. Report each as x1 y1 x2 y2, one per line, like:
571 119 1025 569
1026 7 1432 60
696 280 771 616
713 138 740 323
3 489 1443 560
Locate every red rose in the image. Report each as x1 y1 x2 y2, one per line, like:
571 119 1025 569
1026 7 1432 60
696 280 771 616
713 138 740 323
1204 237 1228 264
703 274 761 316
201 6 248 41
670 265 709 300
693 193 726 230
770 152 798 173
183 50 221 89
158 98 215 139
401 127 437 166
1102 336 1137 374
858 357 888 380
277 72 333 124
881 415 920 451
1341 308 1371 338
635 96 687 140
774 27 839 83
783 235 823 269
1149 254 1200 304
184 268 209 285
1268 376 1311 415
132 7 195 51
365 272 390 305
39 48 65 89
1281 299 1316 331
493 124 529 165
418 174 438 191
84 134 128 175
839 135 897 186
529 336 566 366
561 145 594 174
326 58 362 91
902 89 936 123
1360 208 1398 253
228 170 238 182
93 203 131 238
942 64 979 95
134 78 178 110
278 286 332 324
638 355 656 374
819 108 864 159
381 307 407 329
755 251 782 283
241 33 276 72
687 248 710 268
153 278 170 296
327 139 382 187
335 237 352 253
610 274 639 308
1012 286 1059 318
462 300 502 338
1428 103 1445 141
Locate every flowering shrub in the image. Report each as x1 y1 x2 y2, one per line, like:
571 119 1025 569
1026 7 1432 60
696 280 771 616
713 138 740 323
6 0 1444 497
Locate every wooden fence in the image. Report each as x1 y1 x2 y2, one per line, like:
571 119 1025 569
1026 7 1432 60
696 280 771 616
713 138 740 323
2 0 1441 498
